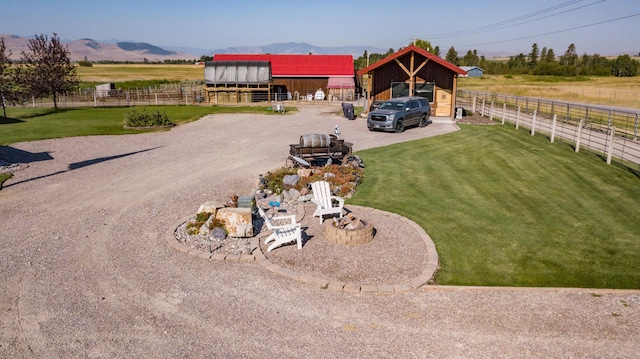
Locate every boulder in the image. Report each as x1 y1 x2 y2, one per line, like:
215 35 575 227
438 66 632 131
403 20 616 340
297 168 313 178
282 174 300 189
215 207 253 237
288 188 301 201
197 201 226 214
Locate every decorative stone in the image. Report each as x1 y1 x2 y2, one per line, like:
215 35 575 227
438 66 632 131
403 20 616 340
197 201 225 214
282 174 300 189
297 168 313 178
288 188 300 201
210 227 226 240
215 207 253 237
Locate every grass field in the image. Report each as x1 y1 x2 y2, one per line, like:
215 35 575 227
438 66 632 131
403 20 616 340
76 64 203 83
459 74 640 109
350 124 640 289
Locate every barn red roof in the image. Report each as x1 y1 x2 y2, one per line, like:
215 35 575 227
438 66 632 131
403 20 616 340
213 54 354 77
357 45 466 76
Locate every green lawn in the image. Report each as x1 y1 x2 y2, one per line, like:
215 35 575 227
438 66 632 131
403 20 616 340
350 124 640 289
0 106 284 145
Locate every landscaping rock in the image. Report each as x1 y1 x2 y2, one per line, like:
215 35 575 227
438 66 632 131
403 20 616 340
282 174 300 188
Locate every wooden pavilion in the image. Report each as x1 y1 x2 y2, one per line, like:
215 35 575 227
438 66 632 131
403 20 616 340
357 45 466 117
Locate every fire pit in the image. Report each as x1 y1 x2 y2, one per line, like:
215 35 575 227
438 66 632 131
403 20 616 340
324 213 374 245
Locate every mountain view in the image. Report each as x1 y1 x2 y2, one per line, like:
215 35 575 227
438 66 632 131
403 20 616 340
1 34 389 62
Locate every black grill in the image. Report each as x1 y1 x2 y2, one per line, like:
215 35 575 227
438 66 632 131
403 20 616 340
370 114 387 121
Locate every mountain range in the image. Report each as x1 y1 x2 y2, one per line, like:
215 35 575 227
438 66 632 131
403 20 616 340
1 34 391 62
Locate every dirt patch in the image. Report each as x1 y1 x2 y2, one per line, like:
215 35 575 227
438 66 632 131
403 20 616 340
456 111 498 125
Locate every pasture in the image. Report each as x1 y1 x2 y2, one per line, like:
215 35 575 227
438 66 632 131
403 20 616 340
459 75 640 109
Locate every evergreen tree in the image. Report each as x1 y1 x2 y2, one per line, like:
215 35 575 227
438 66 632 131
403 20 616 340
528 43 539 69
445 47 459 65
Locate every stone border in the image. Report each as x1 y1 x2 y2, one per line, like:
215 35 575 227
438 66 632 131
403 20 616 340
165 205 439 293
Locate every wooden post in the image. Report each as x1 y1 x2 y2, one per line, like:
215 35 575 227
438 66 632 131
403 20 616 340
481 99 486 117
472 96 477 113
490 101 494 121
576 120 583 152
550 114 557 143
501 103 506 124
516 106 521 130
531 110 537 136
606 127 616 165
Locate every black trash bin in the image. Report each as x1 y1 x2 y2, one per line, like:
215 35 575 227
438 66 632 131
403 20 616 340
341 103 355 120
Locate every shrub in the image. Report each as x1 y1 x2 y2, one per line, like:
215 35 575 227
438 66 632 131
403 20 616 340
124 108 174 128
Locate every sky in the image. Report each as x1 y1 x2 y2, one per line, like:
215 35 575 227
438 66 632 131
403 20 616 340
3 0 639 57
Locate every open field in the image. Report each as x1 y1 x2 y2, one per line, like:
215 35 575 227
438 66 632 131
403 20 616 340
459 75 640 109
76 63 204 83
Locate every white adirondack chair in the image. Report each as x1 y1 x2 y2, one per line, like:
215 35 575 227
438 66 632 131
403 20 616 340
311 181 345 224
257 207 302 252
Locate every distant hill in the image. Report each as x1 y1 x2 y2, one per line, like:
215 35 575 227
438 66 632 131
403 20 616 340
200 42 388 58
6 34 633 63
1 34 195 62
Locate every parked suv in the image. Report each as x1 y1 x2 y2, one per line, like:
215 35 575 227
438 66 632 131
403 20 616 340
367 97 431 133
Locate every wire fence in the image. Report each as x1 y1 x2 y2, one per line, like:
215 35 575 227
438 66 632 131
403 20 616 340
457 90 640 170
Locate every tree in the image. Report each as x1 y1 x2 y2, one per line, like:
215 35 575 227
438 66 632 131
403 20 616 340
445 46 458 65
528 43 539 69
433 45 441 57
462 50 479 66
611 54 638 77
560 43 578 66
545 48 556 63
18 33 78 109
414 39 433 52
0 37 18 118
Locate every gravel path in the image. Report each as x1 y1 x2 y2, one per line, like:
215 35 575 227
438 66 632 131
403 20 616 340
1 103 638 358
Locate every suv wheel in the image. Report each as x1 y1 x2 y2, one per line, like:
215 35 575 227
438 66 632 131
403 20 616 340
419 115 428 127
395 120 404 133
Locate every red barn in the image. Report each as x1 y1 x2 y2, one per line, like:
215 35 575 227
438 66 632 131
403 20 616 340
209 53 356 102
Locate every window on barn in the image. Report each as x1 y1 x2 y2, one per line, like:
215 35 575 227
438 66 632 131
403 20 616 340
391 82 435 102
415 83 435 103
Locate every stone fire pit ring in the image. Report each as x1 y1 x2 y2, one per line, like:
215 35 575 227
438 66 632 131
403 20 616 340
324 218 375 245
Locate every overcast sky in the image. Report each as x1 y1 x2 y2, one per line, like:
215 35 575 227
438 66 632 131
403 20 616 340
3 0 639 56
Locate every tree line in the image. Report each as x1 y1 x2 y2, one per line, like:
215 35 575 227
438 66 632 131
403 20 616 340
354 40 639 77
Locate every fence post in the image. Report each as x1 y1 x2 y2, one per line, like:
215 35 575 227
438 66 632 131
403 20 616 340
550 114 557 143
606 126 616 165
155 93 158 106
472 96 477 113
185 91 188 105
516 106 521 130
531 110 537 135
634 113 639 141
490 101 494 120
93 92 97 108
576 120 583 152
481 99 486 117
501 103 506 125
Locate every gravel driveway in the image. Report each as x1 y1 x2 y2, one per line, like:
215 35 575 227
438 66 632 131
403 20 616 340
1 103 638 358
